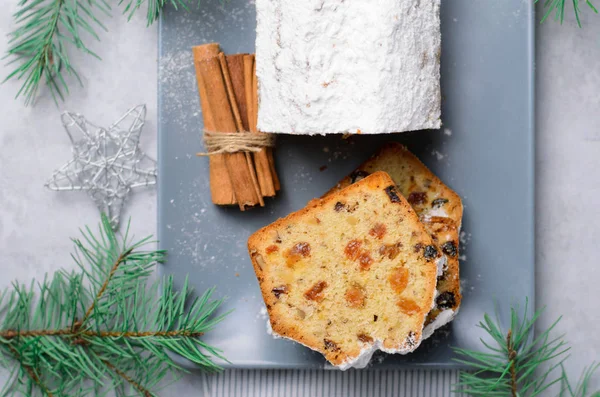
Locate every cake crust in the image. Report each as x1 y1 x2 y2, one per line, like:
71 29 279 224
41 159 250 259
248 172 440 368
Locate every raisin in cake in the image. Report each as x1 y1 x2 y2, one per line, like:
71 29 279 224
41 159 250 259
255 0 441 135
248 172 441 369
324 143 463 339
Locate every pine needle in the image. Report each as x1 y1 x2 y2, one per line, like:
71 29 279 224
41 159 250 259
3 0 200 105
453 299 599 397
0 214 227 396
3 0 111 106
538 0 599 27
118 0 194 26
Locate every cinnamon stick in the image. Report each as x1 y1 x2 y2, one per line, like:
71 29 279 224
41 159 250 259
192 44 234 205
244 55 277 197
220 53 264 207
192 44 280 209
193 44 261 209
226 55 250 131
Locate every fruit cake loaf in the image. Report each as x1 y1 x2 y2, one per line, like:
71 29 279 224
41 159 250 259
324 143 463 338
248 172 441 369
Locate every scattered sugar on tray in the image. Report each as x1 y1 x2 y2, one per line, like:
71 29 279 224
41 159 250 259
257 307 268 319
460 278 472 292
374 352 387 364
459 230 472 245
432 150 445 161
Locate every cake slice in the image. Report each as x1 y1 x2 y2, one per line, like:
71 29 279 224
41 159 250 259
248 172 440 369
324 143 463 338
255 0 441 134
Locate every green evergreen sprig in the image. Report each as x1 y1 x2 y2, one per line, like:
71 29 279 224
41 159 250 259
119 0 193 25
0 214 227 397
537 0 598 26
3 0 111 105
453 299 599 397
3 0 193 106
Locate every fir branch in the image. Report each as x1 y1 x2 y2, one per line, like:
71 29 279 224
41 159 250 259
6 345 53 397
0 214 227 397
3 0 111 105
560 362 600 397
3 0 200 105
102 359 152 397
80 246 133 325
1 329 204 338
119 0 196 25
453 299 599 396
538 0 599 27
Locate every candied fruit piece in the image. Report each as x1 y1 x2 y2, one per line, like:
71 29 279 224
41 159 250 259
379 242 402 260
344 240 363 260
369 223 387 239
397 298 421 315
285 242 311 267
266 245 279 254
358 252 374 270
357 333 374 343
272 285 288 298
389 267 409 294
345 285 366 308
291 242 311 256
407 192 427 205
304 281 328 302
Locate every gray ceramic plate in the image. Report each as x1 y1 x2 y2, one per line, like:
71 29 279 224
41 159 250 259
158 0 534 369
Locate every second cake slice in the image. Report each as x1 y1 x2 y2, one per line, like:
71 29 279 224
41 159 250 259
248 172 440 369
324 142 463 339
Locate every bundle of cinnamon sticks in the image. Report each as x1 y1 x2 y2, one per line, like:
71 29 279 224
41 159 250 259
193 43 280 210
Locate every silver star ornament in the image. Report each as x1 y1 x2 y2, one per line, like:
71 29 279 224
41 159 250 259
45 105 157 230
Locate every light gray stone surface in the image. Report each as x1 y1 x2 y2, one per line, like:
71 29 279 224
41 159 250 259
0 1 598 395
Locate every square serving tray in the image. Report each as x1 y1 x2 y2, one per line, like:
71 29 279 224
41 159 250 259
158 0 534 369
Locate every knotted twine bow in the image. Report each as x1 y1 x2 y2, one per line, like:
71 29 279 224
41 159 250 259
198 131 275 156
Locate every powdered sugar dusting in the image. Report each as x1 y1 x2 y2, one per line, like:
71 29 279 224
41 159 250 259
158 50 198 127
256 0 441 134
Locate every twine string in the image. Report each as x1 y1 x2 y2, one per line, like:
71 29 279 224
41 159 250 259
199 131 275 156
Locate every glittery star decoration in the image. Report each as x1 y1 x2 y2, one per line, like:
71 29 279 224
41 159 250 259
45 105 157 230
